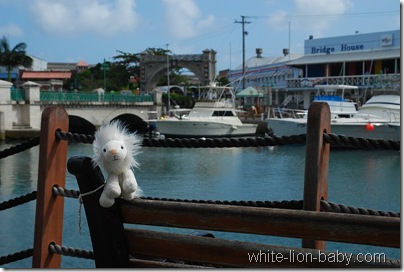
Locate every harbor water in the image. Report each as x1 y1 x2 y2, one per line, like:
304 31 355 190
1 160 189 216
0 140 400 268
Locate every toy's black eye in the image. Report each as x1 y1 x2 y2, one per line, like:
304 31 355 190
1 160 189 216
121 146 124 149
103 149 106 152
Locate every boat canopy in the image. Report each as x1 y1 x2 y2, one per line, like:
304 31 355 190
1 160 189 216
235 87 264 97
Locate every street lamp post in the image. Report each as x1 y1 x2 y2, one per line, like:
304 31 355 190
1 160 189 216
101 58 110 91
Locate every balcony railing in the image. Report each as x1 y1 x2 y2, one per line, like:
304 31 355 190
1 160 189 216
10 89 25 101
287 74 400 90
9 90 154 103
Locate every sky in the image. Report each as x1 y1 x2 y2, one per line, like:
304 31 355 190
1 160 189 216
0 0 401 72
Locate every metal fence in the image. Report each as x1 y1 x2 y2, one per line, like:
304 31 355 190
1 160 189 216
10 89 25 101
9 90 154 103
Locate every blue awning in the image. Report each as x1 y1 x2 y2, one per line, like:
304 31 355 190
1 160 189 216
0 72 17 79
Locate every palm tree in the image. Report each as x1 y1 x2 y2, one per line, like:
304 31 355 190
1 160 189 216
0 36 33 82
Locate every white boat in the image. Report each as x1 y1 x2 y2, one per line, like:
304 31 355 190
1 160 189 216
152 83 257 138
266 85 401 141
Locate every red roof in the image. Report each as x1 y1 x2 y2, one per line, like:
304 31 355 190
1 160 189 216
76 60 88 67
21 71 72 79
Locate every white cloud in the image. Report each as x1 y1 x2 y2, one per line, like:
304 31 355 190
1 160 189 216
0 23 24 37
293 0 353 35
267 0 353 36
267 10 289 30
30 0 141 36
161 0 215 40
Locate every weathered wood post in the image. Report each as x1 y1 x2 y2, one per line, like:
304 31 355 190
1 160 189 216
32 107 69 268
302 102 331 250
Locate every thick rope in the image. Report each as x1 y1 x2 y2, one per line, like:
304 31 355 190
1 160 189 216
50 187 402 218
0 131 399 162
0 137 40 160
52 185 80 199
2 187 399 218
0 248 33 266
55 130 94 143
134 196 401 218
324 133 400 150
321 201 400 217
0 191 37 211
55 130 400 150
48 243 95 260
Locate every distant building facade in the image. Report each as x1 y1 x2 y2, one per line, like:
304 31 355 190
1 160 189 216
227 48 304 110
228 48 303 92
0 55 48 82
228 30 400 111
0 56 91 91
285 29 400 109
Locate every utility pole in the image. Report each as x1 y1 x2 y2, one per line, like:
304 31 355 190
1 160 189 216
166 44 171 111
235 15 251 90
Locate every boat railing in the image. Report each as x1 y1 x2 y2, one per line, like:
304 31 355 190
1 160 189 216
387 111 401 122
268 106 307 119
0 105 400 268
287 74 400 89
353 111 401 123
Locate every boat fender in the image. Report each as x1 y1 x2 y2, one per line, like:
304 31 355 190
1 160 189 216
366 123 375 131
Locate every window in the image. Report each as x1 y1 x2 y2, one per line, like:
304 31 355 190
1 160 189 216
212 111 234 116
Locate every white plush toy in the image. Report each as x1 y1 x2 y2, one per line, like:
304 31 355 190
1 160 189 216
93 120 143 208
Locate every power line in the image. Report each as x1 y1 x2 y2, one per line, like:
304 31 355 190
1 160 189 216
244 10 398 19
176 24 239 45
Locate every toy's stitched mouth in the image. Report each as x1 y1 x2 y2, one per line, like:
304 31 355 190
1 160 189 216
112 155 120 161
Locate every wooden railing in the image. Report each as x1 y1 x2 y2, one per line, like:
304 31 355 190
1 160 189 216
31 104 400 268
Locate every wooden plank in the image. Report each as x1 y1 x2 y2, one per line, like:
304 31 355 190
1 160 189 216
120 199 399 248
67 156 130 268
129 258 212 268
125 228 397 268
32 107 69 268
303 102 331 249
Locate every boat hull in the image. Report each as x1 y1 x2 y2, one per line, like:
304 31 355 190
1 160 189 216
267 118 401 141
154 119 257 138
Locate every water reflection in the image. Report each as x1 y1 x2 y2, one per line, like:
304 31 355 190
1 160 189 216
0 145 39 197
0 141 400 268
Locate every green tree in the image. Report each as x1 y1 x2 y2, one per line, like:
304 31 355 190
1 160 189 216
0 36 33 82
113 50 140 89
217 76 229 86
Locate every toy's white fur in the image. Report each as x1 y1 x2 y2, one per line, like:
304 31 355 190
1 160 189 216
93 120 143 208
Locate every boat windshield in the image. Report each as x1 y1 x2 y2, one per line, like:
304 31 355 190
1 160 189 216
314 84 359 102
212 110 235 117
314 95 346 102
